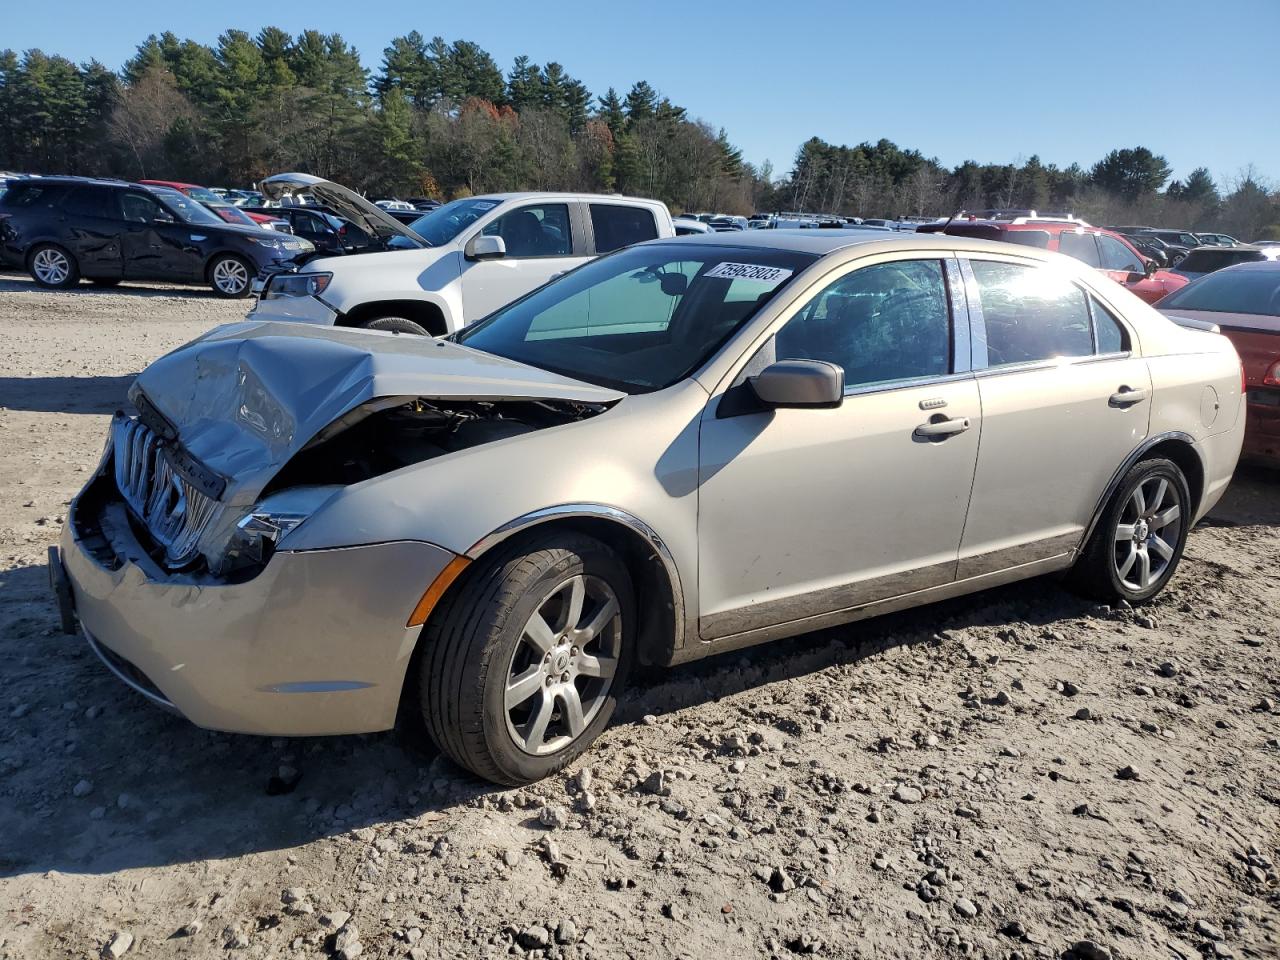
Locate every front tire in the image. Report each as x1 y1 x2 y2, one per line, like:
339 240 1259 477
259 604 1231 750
29 244 79 289
1070 457 1190 604
208 254 253 298
419 533 635 785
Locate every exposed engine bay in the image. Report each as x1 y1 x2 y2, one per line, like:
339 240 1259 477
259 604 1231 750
265 396 608 493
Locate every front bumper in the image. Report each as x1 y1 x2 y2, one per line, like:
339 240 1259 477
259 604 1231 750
57 479 457 736
246 293 338 326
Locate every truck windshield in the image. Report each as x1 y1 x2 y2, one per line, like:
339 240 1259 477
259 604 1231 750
407 197 506 246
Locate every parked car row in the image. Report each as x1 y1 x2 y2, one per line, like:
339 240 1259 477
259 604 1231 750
0 176 314 296
916 215 1188 305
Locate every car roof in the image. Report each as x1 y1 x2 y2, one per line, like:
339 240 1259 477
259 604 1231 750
646 229 1045 259
472 192 666 205
1213 260 1280 274
19 175 133 188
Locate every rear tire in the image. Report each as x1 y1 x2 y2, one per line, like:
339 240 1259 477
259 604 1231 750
208 254 253 298
1069 457 1190 605
28 244 79 289
362 315 430 336
419 533 635 785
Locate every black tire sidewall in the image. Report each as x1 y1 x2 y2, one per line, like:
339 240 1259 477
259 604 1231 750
208 255 253 298
1094 458 1191 604
363 315 430 336
28 244 79 289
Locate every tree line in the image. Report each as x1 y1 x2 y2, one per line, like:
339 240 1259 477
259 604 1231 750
1 29 1276 238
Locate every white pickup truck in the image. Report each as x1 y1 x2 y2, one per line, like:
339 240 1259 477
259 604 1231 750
247 173 675 335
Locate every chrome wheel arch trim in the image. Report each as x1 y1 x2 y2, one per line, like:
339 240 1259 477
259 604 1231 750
465 503 687 651
1080 430 1201 548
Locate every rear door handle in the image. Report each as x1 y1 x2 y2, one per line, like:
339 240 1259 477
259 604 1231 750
1109 385 1149 407
914 416 971 439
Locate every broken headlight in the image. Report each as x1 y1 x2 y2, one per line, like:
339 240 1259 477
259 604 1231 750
230 485 341 565
262 271 332 300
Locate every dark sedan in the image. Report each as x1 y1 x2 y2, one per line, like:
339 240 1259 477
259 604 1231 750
0 177 313 297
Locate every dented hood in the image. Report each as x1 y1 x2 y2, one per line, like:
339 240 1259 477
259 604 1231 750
259 172 427 247
131 321 624 507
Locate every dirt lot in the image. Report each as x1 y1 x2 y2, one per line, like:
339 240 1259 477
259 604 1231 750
0 274 1276 960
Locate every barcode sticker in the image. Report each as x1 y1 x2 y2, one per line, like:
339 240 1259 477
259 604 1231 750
704 262 794 283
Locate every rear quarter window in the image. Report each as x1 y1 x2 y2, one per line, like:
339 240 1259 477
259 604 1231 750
590 204 659 254
0 183 62 208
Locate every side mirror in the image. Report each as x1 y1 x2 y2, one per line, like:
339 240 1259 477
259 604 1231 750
1143 258 1158 278
748 360 844 409
466 234 506 261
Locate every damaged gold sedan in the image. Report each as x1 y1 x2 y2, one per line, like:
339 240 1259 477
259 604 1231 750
53 231 1245 784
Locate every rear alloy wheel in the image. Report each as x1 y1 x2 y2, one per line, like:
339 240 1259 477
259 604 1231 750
1070 457 1190 604
419 533 635 785
208 255 252 298
29 245 79 289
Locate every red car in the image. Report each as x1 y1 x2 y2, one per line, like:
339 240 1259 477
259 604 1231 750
1158 261 1280 466
138 180 280 230
917 216 1188 305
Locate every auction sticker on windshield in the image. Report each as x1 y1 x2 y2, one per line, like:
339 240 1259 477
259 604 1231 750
704 262 794 283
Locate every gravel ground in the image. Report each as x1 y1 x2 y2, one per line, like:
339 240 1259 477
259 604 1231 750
0 274 1277 960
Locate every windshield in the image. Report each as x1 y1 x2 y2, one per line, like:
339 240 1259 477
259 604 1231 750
456 243 817 393
407 197 504 246
183 185 221 204
1159 268 1280 316
149 188 224 226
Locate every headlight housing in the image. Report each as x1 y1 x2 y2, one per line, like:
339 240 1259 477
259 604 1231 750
229 485 341 566
263 272 332 300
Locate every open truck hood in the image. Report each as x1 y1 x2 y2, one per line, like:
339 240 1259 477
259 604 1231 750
130 321 623 513
259 172 428 247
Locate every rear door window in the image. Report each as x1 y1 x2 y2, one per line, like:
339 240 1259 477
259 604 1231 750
482 203 573 258
1056 231 1101 267
589 203 660 253
969 260 1095 366
60 186 116 219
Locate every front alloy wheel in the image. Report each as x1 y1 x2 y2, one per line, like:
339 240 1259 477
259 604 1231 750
419 533 635 785
209 256 251 298
504 574 621 756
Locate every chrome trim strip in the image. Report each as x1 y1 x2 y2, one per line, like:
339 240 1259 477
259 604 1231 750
84 628 183 716
956 531 1082 580
670 553 1075 664
466 503 687 650
701 558 955 639
1080 431 1201 546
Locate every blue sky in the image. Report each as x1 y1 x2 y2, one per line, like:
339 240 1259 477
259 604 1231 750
7 0 1277 185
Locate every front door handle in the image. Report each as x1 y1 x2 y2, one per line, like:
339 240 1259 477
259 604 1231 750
914 416 971 439
1109 385 1149 407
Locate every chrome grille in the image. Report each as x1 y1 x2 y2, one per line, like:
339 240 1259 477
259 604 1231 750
112 417 219 568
